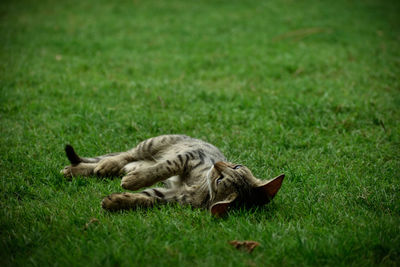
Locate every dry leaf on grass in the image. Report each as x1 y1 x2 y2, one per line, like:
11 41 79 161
84 218 99 230
229 240 260 253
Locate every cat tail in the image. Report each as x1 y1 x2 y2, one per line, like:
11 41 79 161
65 145 122 164
65 145 98 164
65 145 84 164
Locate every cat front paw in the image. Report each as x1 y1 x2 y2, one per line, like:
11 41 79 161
101 193 125 211
120 171 149 191
101 193 153 211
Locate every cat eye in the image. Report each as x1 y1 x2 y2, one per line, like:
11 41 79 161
216 175 224 184
233 165 242 170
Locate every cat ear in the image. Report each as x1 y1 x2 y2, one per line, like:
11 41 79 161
210 193 238 217
254 174 285 203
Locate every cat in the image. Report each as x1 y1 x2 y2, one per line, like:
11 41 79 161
61 134 284 216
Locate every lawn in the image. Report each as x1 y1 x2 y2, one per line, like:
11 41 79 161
1 0 399 266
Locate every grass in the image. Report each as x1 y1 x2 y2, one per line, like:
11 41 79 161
1 0 399 266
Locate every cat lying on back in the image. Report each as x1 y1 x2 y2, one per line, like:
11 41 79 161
61 135 284 216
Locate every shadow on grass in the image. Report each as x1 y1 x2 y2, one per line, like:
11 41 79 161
227 202 281 221
97 200 281 223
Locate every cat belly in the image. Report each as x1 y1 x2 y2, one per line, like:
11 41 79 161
164 176 182 189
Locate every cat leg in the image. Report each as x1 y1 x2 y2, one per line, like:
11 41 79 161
101 192 157 211
62 149 145 178
93 138 162 176
62 145 126 178
75 135 189 177
61 163 97 177
63 135 189 178
61 154 128 178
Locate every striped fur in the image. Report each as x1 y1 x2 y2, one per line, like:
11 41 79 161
61 135 284 216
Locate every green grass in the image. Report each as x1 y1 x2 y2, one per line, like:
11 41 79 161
1 0 399 266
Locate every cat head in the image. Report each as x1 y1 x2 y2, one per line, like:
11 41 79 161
207 161 284 217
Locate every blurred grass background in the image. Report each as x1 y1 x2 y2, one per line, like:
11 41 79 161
1 0 399 266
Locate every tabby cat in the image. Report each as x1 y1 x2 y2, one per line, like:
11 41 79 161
61 135 284 216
